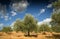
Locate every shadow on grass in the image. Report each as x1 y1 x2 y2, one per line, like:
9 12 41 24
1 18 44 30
52 34 60 39
24 35 38 37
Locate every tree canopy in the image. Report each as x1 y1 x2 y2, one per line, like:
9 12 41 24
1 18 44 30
13 14 38 36
39 24 52 32
53 0 60 9
13 19 25 32
1 26 12 33
51 0 60 32
23 14 38 35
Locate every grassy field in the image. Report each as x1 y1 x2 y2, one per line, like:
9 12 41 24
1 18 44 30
0 32 59 39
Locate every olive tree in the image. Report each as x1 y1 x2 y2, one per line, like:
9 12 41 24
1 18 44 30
13 19 25 32
23 14 37 36
50 0 60 32
39 24 52 32
2 26 12 33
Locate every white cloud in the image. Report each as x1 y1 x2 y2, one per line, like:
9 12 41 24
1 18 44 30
12 1 28 12
9 17 11 20
0 23 4 26
10 21 16 29
0 14 11 21
11 11 17 16
0 23 4 29
47 4 52 8
40 9 45 13
0 23 4 28
0 0 29 16
37 9 46 16
0 4 7 15
4 15 9 21
37 18 52 25
0 14 10 21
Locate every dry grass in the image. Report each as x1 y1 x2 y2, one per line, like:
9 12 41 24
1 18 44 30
0 32 58 39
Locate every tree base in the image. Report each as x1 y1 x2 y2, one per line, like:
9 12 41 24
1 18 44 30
24 34 38 37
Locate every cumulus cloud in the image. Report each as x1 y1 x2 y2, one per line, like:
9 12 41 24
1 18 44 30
37 18 52 26
11 11 17 16
0 0 29 15
0 14 10 21
9 17 11 20
0 23 4 29
37 9 46 16
10 21 16 29
4 15 9 21
12 0 28 12
0 14 11 21
0 4 7 15
40 9 45 13
10 21 15 26
0 23 4 28
47 4 52 8
0 23 4 26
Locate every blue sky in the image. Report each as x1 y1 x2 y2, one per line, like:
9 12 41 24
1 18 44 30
0 0 56 28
